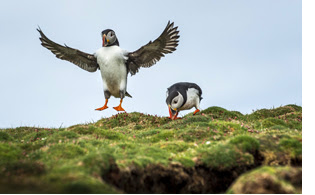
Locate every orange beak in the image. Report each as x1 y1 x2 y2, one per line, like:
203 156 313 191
168 105 177 119
168 105 173 119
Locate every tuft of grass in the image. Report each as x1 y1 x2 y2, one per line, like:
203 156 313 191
200 106 243 120
46 131 78 143
0 143 22 164
68 125 95 135
0 160 45 176
95 112 169 129
279 137 302 158
200 143 254 170
94 128 127 140
229 135 260 153
45 144 85 160
0 131 13 141
82 151 115 174
244 105 301 121
262 118 287 128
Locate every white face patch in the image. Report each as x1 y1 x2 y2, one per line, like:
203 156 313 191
107 31 117 45
171 92 184 109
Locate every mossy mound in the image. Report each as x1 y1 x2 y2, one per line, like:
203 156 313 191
200 106 243 120
94 112 170 129
0 131 13 141
0 104 302 193
227 166 302 194
244 104 301 121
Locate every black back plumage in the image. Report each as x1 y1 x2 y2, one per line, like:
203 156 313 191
166 82 202 107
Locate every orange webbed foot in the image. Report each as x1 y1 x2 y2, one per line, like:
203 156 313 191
95 105 108 111
113 99 125 112
113 105 125 112
95 99 109 111
193 109 200 115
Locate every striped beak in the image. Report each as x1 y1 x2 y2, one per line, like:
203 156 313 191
168 105 177 119
102 34 108 47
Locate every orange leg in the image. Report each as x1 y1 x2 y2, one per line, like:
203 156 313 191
95 99 109 111
113 99 125 112
193 109 200 115
172 111 181 120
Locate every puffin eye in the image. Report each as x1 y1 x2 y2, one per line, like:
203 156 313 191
174 100 178 104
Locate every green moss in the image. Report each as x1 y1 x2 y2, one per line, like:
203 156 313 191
182 115 211 123
45 144 85 160
133 124 144 130
0 131 13 141
230 135 260 153
61 176 118 194
4 127 39 140
269 125 287 130
245 105 301 121
94 128 126 140
200 143 254 170
0 176 61 193
137 129 159 138
22 131 51 142
227 166 301 194
262 118 287 128
149 130 175 142
174 156 195 167
95 112 169 129
119 145 171 168
19 142 45 153
0 160 45 176
285 104 302 112
46 131 79 143
200 106 243 119
68 125 95 135
279 137 302 157
82 151 114 173
156 142 189 153
0 143 21 164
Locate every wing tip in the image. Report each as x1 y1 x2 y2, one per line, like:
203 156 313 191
36 25 42 32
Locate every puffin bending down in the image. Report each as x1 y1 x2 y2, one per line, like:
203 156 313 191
37 21 179 112
166 82 202 120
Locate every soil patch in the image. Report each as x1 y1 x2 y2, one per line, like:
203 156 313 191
102 151 264 193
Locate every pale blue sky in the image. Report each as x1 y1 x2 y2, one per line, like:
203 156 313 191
0 0 302 128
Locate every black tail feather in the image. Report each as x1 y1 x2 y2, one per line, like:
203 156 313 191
125 92 132 98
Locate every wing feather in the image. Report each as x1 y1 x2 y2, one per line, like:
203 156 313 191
37 28 99 72
126 21 180 75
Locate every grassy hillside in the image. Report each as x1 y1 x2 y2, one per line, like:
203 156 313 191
0 105 302 193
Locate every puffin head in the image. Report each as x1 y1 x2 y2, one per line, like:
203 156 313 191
101 29 119 47
166 91 184 118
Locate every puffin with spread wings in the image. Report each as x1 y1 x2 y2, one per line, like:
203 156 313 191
37 21 179 112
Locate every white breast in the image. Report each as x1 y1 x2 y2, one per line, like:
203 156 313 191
180 88 200 110
94 46 129 97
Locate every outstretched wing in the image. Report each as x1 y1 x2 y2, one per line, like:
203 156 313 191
37 28 99 72
126 21 180 75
